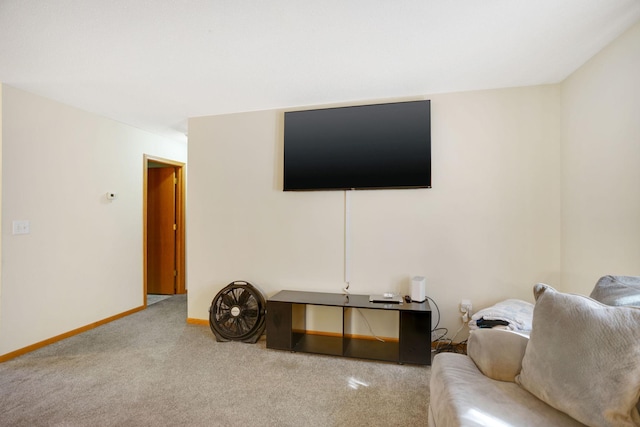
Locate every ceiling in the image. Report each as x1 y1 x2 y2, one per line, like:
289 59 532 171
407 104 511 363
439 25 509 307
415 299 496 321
1 1 639 143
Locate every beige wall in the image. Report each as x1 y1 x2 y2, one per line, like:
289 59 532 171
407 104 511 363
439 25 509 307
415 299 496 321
561 21 640 293
2 18 636 354
0 85 187 356
188 20 640 338
187 85 562 337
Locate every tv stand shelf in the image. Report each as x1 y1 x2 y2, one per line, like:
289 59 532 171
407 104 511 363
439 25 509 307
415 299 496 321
266 290 431 365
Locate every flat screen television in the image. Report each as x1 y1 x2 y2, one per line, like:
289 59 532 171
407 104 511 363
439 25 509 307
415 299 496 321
283 100 431 191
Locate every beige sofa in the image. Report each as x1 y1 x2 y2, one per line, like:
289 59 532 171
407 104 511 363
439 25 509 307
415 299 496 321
429 277 640 427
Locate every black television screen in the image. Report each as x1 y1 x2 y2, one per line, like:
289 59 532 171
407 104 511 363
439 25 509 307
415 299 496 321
283 100 431 191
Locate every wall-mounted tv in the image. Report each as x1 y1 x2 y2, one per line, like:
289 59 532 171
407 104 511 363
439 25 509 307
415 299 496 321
283 100 431 191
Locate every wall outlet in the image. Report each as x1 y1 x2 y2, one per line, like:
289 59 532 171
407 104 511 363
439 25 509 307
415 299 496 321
460 299 472 314
460 299 472 324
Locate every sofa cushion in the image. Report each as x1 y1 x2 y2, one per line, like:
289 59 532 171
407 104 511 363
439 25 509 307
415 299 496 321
516 284 640 427
590 275 640 307
430 352 585 426
467 329 529 382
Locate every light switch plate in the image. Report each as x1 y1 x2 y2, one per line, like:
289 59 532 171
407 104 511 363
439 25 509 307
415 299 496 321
12 220 30 235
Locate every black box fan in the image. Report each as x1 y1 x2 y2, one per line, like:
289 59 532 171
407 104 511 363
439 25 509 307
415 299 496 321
209 281 266 343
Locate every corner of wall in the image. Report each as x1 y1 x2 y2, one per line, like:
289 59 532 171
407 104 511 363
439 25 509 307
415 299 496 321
0 85 187 357
559 20 640 293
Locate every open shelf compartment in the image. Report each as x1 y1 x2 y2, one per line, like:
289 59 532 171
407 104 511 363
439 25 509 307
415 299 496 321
291 303 344 357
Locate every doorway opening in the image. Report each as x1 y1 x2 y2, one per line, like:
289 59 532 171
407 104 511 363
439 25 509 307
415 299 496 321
143 155 186 306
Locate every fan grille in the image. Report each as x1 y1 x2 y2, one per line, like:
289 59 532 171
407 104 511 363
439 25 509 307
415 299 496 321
209 281 266 343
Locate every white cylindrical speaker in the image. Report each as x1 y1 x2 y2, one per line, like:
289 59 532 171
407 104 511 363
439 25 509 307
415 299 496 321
411 276 426 302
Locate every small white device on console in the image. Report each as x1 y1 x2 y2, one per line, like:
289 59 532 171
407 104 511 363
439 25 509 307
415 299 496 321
369 293 403 304
411 276 427 303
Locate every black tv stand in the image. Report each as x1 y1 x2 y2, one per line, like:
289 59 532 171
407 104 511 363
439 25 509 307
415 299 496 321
266 290 431 365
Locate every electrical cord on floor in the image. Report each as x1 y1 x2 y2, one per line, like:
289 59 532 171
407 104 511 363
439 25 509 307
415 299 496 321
434 338 468 354
426 296 441 332
424 295 470 354
432 328 448 342
433 323 469 354
434 334 456 354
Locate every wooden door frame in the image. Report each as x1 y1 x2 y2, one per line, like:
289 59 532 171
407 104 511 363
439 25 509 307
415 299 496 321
143 155 186 305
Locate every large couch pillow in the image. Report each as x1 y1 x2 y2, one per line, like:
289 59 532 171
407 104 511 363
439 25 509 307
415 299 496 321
516 284 640 427
590 275 640 307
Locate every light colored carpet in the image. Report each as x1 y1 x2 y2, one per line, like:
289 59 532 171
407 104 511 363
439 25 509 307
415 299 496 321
147 294 172 305
0 294 431 426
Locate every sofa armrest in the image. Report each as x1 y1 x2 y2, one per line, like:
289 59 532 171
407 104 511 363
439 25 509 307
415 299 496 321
467 328 529 382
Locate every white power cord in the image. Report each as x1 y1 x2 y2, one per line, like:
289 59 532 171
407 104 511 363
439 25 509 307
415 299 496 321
343 190 351 291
